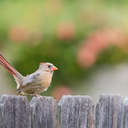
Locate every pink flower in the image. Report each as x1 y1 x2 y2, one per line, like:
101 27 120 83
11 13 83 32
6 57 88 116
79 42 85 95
9 26 30 42
77 45 97 68
57 22 76 41
77 28 128 68
52 86 72 100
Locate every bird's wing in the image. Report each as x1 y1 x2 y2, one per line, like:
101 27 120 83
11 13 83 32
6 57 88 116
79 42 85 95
18 72 45 94
22 72 40 86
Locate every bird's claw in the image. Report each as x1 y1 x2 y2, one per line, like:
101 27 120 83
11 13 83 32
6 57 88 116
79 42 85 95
32 94 44 99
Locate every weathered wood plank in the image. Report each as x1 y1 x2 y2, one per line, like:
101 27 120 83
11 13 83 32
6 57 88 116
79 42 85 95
123 98 128 128
95 94 124 128
59 95 94 128
30 96 57 128
0 95 31 128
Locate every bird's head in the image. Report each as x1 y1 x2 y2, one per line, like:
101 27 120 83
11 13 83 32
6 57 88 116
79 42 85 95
39 62 58 73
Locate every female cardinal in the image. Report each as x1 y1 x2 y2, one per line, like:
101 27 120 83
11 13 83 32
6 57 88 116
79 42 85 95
0 54 58 96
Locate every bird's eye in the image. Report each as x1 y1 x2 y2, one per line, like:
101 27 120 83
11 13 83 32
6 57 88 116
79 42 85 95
48 65 51 68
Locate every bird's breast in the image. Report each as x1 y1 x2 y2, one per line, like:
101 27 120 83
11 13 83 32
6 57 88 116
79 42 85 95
39 72 53 88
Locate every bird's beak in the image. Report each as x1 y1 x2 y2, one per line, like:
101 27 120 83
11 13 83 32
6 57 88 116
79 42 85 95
52 66 58 71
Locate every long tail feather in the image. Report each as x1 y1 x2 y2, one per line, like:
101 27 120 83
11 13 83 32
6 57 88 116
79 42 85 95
0 54 23 79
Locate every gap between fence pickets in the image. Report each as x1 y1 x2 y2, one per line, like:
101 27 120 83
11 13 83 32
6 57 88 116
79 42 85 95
0 94 127 128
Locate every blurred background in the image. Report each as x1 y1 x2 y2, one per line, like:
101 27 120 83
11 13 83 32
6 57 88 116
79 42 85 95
0 0 128 100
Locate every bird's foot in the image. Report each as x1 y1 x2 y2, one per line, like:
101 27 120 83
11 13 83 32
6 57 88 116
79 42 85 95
16 89 24 96
32 94 44 99
17 91 26 96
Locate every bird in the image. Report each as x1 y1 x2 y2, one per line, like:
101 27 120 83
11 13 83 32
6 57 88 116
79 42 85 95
0 54 58 96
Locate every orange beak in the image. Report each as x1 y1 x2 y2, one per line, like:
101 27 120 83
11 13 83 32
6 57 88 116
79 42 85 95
52 66 58 71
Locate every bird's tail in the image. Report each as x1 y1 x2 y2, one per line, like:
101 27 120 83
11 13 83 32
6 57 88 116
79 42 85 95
0 54 23 80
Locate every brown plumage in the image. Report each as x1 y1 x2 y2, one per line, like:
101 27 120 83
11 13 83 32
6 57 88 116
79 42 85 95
0 54 58 96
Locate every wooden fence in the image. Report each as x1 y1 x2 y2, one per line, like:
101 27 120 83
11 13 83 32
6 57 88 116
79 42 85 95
0 94 127 128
